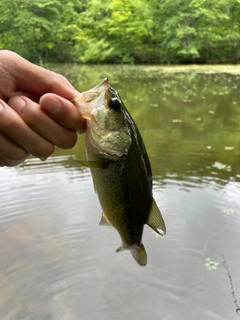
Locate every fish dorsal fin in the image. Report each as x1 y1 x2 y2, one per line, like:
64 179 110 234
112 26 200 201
147 198 166 236
75 159 112 168
99 214 112 226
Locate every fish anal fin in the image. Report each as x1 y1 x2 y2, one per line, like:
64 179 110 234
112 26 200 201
99 214 111 227
147 198 166 236
75 159 111 168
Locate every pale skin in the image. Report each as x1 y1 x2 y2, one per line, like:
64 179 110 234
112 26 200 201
0 50 86 167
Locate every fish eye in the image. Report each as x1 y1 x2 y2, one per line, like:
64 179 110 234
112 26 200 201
109 97 122 110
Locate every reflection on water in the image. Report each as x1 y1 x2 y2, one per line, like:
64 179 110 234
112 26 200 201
1 66 240 320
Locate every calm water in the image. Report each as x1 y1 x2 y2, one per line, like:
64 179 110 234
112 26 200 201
1 65 240 320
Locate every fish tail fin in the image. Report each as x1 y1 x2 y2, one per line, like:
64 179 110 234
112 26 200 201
116 244 147 266
130 244 147 267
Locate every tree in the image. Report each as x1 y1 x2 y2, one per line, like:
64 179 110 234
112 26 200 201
73 0 153 63
149 0 240 63
1 0 240 63
0 0 79 62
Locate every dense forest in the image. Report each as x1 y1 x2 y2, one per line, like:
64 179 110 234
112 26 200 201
1 0 240 64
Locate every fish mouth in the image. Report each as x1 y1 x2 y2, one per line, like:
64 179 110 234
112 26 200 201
87 78 109 94
71 78 110 120
81 78 110 103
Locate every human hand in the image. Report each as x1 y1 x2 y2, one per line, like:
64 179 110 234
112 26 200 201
0 50 85 167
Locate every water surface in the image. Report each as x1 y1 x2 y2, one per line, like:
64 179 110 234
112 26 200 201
1 65 240 320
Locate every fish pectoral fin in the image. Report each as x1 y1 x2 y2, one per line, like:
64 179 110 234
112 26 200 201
99 214 111 227
147 198 166 236
75 159 112 168
75 159 100 168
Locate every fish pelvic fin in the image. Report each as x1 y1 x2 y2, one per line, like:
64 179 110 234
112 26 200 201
116 244 147 267
147 198 166 237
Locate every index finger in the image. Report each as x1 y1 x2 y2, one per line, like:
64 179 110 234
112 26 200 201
2 50 78 99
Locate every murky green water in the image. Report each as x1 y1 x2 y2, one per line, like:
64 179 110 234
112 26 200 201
1 65 240 320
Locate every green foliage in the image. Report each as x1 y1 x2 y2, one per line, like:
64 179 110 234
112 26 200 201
205 258 220 271
222 208 240 216
1 0 240 63
73 0 152 63
0 0 80 62
149 0 240 63
212 161 232 172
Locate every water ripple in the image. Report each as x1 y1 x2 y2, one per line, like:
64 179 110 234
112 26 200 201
0 156 92 227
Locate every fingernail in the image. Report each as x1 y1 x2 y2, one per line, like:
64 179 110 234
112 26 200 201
9 96 26 113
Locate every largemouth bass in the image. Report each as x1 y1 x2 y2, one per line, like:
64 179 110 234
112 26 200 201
72 79 166 266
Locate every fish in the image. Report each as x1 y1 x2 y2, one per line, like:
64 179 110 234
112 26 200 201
72 78 166 266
